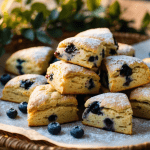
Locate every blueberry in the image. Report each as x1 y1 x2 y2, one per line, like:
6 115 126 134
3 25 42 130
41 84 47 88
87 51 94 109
48 122 61 135
48 114 57 122
16 65 24 75
70 126 84 138
49 73 54 81
17 59 25 64
85 78 95 90
20 80 34 90
65 44 77 54
120 64 132 76
88 56 95 62
109 49 117 55
6 108 18 119
18 102 28 114
103 118 114 131
123 76 132 86
0 74 11 85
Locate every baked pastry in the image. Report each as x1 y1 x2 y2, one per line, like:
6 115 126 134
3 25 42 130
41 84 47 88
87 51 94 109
82 93 133 135
54 37 106 69
1 74 47 103
100 55 150 92
5 46 54 75
130 83 150 119
117 43 135 56
75 28 118 56
28 84 79 126
46 61 100 94
143 58 150 69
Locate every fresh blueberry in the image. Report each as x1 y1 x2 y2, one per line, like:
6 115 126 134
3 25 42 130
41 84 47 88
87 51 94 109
48 122 61 135
65 44 77 54
49 73 54 81
0 74 11 85
20 80 34 90
18 102 28 114
120 64 132 76
6 108 18 119
70 126 84 138
48 114 57 122
109 49 117 55
103 118 114 131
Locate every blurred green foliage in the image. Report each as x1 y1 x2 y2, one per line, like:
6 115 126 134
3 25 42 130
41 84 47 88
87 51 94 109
0 0 149 57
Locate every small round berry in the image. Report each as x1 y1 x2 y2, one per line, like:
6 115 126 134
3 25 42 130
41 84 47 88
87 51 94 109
18 102 28 114
47 122 61 135
70 126 84 138
6 108 18 119
0 74 11 85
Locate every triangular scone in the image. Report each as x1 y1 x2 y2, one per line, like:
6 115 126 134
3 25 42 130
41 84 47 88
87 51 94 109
54 37 106 69
82 93 133 135
28 84 79 126
1 74 47 103
46 61 101 94
130 83 150 119
75 28 118 56
5 46 54 75
117 43 135 56
100 55 150 92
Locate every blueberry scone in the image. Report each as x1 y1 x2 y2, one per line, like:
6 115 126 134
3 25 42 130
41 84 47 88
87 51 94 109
130 83 150 119
75 28 118 56
28 84 78 126
1 74 47 103
54 37 106 69
100 55 150 92
143 58 150 69
82 93 133 135
46 61 100 94
117 43 135 57
5 46 54 75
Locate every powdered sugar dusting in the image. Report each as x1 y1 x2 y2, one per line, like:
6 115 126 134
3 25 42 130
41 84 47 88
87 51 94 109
76 28 114 44
86 93 130 112
14 46 53 63
6 74 47 89
105 55 144 72
53 61 94 76
58 37 103 52
118 43 135 55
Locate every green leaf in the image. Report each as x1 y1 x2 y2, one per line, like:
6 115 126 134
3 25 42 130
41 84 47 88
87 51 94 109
91 6 105 18
15 0 22 3
22 28 35 41
26 0 32 4
59 0 77 20
49 9 59 21
87 0 101 11
47 28 63 38
0 47 5 57
1 28 12 45
142 12 150 28
33 12 43 29
36 31 51 44
109 1 121 18
31 2 50 18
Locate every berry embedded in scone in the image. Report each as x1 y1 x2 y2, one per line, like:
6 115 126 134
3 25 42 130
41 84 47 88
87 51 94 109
1 74 47 103
82 93 133 135
27 84 79 126
54 37 106 69
46 61 101 94
5 46 54 75
100 55 150 92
